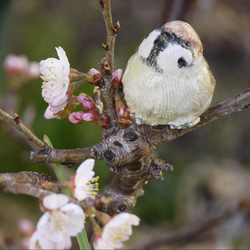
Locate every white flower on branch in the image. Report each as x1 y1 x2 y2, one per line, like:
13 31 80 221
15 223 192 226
29 229 72 250
73 159 99 201
40 47 71 118
94 212 140 249
29 193 85 249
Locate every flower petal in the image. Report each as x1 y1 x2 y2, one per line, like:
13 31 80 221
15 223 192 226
60 203 85 236
43 194 69 210
56 46 70 75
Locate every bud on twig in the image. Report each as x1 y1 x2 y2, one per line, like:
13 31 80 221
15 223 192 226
104 60 111 74
99 0 104 9
68 111 98 124
86 68 102 85
102 43 109 51
118 118 133 128
77 94 98 113
112 69 123 89
113 21 120 34
95 113 110 127
93 86 104 114
114 91 126 118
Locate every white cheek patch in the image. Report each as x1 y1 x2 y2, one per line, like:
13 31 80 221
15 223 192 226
157 43 193 73
138 30 161 59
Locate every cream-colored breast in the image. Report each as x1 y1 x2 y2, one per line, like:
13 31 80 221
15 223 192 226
122 53 215 126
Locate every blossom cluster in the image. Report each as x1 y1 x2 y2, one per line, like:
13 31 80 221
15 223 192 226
39 47 130 126
28 47 139 249
29 194 85 249
29 159 140 249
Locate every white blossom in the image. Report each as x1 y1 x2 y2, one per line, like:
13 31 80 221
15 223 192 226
94 213 140 249
29 194 85 249
40 46 70 115
29 230 72 250
73 159 99 201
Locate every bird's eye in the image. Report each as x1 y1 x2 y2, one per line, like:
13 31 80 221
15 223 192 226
177 57 187 68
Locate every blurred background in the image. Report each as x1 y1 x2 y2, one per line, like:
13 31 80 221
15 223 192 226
0 0 249 249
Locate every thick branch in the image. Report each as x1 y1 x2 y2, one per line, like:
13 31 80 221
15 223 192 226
28 88 250 215
0 108 45 148
138 194 250 249
30 143 104 164
146 88 250 145
99 76 118 129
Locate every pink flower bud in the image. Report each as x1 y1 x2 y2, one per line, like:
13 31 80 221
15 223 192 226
112 69 123 89
89 68 101 75
69 111 98 124
68 111 86 124
115 100 126 118
86 68 102 85
77 95 98 112
81 112 98 122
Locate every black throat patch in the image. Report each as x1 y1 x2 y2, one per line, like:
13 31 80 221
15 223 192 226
142 27 193 72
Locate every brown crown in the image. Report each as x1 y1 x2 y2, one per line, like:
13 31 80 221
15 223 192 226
162 20 203 57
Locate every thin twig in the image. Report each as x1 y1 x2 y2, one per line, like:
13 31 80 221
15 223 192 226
0 108 45 148
0 171 52 198
101 0 117 72
99 0 119 128
138 193 250 249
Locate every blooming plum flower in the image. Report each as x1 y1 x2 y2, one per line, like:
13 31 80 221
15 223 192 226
29 229 72 250
73 159 99 201
29 193 85 249
40 47 71 115
94 212 140 249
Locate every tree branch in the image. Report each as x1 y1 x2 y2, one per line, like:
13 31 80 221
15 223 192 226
100 0 118 72
30 143 104 164
99 75 118 129
146 88 250 145
99 0 119 130
0 108 45 148
0 171 52 198
137 193 250 249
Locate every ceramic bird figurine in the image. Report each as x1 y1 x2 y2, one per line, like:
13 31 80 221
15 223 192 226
122 20 216 129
